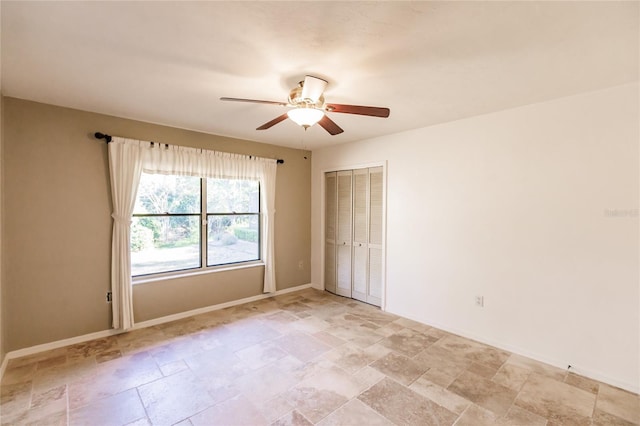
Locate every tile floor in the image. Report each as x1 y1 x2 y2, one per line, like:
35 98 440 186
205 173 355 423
1 288 638 425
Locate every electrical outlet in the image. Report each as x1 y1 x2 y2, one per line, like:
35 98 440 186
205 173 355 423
475 295 484 307
298 260 304 270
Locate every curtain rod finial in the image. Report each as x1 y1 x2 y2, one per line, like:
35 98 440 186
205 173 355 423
94 132 112 143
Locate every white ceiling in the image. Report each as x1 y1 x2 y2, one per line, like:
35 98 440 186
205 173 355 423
1 1 638 150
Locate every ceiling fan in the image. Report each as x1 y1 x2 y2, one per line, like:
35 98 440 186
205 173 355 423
220 75 390 135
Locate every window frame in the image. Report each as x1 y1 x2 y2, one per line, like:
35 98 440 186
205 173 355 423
131 173 262 281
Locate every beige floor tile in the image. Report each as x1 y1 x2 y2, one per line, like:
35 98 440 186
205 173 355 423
95 349 123 364
234 340 288 370
1 382 66 425
351 365 386 391
148 335 206 366
66 337 118 362
378 327 438 357
565 372 600 394
2 407 67 426
370 352 427 385
467 361 501 378
137 369 222 425
36 355 67 370
126 417 153 426
447 370 518 417
271 409 313 426
31 357 97 394
323 343 378 374
515 372 595 424
311 331 347 348
283 386 347 424
506 353 567 382
69 388 145 426
421 367 458 388
592 408 638 426
492 362 531 391
497 405 547 425
2 288 637 426
358 377 458 426
218 321 282 351
184 345 251 381
255 395 295 423
285 366 363 423
292 316 332 334
68 351 163 409
413 344 470 378
1 362 38 386
0 380 33 417
30 384 66 411
5 348 67 370
117 327 168 354
455 404 498 426
409 375 471 414
435 334 510 370
235 364 298 404
392 317 432 332
275 331 332 362
317 399 394 425
190 394 268 426
596 383 640 424
159 359 189 376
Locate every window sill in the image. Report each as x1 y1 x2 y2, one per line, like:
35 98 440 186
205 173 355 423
132 262 265 285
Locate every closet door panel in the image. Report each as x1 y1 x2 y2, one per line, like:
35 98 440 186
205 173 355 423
368 247 383 304
352 243 367 302
324 172 337 294
351 169 368 302
336 171 353 297
367 167 384 306
369 167 384 246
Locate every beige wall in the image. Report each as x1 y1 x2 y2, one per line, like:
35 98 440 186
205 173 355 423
0 93 4 364
3 97 311 351
312 83 639 393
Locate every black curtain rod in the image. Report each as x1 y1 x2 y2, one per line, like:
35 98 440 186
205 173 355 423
94 132 284 164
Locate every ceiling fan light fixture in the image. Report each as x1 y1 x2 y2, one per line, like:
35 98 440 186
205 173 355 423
287 107 324 128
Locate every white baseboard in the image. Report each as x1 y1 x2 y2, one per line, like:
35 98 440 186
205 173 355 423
393 310 639 395
0 283 312 381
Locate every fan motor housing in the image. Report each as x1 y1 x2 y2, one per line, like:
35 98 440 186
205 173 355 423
288 85 325 108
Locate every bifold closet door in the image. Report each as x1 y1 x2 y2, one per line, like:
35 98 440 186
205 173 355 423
324 172 337 294
351 169 368 303
336 170 353 298
367 167 383 306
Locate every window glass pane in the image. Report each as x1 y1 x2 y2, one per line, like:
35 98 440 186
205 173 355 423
207 178 259 213
134 173 200 214
131 216 200 276
207 214 259 266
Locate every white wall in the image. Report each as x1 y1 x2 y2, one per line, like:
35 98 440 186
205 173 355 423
311 83 639 393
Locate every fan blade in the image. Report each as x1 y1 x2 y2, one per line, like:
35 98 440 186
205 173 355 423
220 97 288 106
318 115 344 135
301 75 328 102
257 113 289 130
325 103 390 118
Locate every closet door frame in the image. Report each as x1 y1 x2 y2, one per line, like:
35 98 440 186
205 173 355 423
321 161 387 310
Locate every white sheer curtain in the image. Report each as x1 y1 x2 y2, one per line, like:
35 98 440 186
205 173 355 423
108 138 144 330
108 137 278 330
260 162 277 293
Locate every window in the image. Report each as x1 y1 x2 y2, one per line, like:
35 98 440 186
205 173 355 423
131 172 260 277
